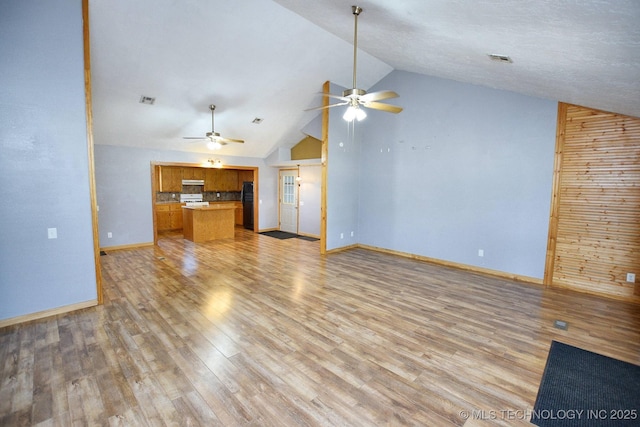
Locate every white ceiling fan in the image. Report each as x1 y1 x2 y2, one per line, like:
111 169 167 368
183 104 244 150
307 5 402 122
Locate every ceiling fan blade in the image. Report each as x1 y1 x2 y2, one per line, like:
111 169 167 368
321 93 350 102
362 101 403 114
218 136 244 144
305 101 349 112
360 90 399 103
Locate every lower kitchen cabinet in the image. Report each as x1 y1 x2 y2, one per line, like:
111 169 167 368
156 203 184 231
234 202 243 225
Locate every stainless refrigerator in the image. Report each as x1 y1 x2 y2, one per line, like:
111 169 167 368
241 181 254 230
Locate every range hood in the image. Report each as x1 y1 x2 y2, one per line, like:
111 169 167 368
182 179 204 186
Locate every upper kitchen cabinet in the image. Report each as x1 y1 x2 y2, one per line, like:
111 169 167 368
238 170 253 187
222 169 239 191
204 168 240 191
182 167 205 180
158 166 183 192
204 168 217 191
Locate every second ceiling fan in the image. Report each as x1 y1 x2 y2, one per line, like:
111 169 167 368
183 104 244 150
308 5 402 121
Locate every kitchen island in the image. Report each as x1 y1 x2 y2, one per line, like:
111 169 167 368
182 204 235 243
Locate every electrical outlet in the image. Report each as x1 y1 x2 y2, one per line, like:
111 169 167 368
478 249 484 257
47 228 57 239
627 273 636 283
107 232 112 238
340 233 344 239
350 231 354 237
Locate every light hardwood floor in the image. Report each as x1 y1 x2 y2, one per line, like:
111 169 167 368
2 229 639 426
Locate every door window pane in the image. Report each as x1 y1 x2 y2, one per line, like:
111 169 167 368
283 175 295 205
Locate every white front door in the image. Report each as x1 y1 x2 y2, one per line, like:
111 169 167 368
279 169 298 233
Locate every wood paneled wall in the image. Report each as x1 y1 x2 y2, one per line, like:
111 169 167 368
545 103 640 302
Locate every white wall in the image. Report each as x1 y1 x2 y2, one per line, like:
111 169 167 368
298 165 321 237
356 70 557 279
325 83 361 250
94 145 278 247
0 0 98 321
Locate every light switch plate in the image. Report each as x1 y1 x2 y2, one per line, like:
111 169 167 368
48 228 57 239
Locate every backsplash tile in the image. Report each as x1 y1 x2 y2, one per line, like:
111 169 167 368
204 191 241 202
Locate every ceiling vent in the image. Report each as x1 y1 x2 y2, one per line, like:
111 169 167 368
139 95 156 105
488 54 512 63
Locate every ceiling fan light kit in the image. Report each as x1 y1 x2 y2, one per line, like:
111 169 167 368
207 140 222 150
183 104 244 149
343 105 367 121
306 5 402 122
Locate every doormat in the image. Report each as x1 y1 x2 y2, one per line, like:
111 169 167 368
532 340 640 426
297 235 319 242
100 250 107 256
259 231 298 239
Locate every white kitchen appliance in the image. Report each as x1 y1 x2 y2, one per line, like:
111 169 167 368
180 194 203 203
182 179 205 186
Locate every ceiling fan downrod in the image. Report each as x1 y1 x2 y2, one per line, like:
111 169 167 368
351 6 362 90
209 104 216 133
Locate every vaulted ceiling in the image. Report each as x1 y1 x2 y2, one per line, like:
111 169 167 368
89 0 640 158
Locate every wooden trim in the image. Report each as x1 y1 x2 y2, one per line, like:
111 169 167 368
100 242 154 252
326 244 359 254
543 102 567 286
82 0 103 305
358 244 544 285
152 160 258 171
251 167 259 233
0 299 98 329
298 232 320 239
151 164 159 244
320 81 330 255
258 227 278 233
296 168 300 234
548 281 640 304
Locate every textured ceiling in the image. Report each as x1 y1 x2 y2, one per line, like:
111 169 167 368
89 0 640 158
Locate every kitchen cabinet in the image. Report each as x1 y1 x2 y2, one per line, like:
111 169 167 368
222 169 239 191
237 170 253 189
158 166 183 192
156 203 183 231
204 168 217 191
182 205 235 242
182 167 205 180
203 169 239 191
156 204 171 230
